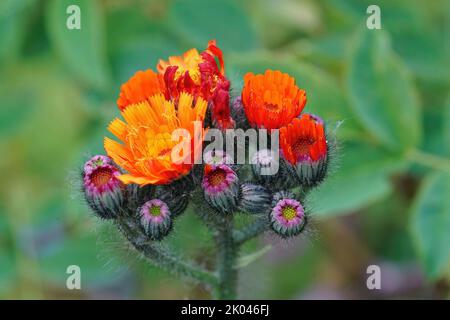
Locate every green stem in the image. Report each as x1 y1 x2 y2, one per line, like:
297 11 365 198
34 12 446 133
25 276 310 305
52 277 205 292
117 216 218 286
214 214 238 299
233 216 269 246
408 149 450 172
134 242 218 286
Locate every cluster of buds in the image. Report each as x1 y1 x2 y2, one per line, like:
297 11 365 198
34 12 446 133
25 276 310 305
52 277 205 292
81 40 334 243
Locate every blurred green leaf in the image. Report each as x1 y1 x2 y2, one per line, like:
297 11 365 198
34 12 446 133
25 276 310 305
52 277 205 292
411 172 450 279
309 142 406 217
326 0 449 81
38 231 125 287
0 84 35 137
248 0 322 48
0 14 25 63
0 253 16 296
106 7 182 84
347 28 422 150
46 0 110 90
169 0 258 51
0 0 36 18
444 97 450 157
0 206 16 297
236 245 271 269
228 53 362 139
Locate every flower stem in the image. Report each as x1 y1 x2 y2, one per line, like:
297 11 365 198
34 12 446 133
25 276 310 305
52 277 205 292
233 216 269 246
117 216 218 286
214 214 238 299
408 149 450 172
134 242 218 286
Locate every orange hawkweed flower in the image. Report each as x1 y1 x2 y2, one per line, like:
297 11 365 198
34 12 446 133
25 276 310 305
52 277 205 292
157 40 233 130
242 70 307 130
117 69 167 111
105 93 207 185
280 114 328 186
280 114 327 165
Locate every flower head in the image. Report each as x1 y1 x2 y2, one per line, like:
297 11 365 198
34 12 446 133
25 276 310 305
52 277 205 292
280 114 327 164
270 198 307 237
242 70 306 130
202 164 239 213
117 69 166 111
83 155 125 219
280 114 328 186
84 155 122 195
157 40 233 130
105 93 207 185
139 199 172 240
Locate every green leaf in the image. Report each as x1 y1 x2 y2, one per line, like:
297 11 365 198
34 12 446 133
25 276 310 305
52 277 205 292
0 14 25 63
0 253 16 296
235 245 271 269
444 97 450 157
38 231 126 287
46 0 110 90
228 53 362 139
326 0 450 81
347 28 422 150
0 0 36 18
169 0 258 51
411 172 450 279
106 7 183 84
309 141 406 217
247 0 322 48
0 82 35 137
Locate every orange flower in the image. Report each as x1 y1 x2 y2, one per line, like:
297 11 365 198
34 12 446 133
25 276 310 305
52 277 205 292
157 40 233 129
280 114 327 165
242 70 307 130
117 69 167 111
105 93 207 185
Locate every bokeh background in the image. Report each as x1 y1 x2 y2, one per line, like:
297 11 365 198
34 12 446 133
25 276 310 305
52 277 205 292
0 0 449 299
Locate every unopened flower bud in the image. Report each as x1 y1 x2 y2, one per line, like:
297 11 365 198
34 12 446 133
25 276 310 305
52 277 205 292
270 198 307 238
252 149 296 190
204 149 233 166
202 164 239 214
83 155 125 219
271 190 295 206
155 186 189 217
238 183 271 214
139 199 172 241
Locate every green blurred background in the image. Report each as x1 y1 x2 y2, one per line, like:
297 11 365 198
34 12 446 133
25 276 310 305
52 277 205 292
0 0 449 299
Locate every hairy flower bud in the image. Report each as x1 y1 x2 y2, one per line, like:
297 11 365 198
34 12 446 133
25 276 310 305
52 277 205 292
252 149 297 190
238 183 271 214
83 155 125 219
271 190 295 206
202 164 239 214
280 114 328 187
155 185 189 217
270 197 307 238
139 199 172 241
204 149 233 166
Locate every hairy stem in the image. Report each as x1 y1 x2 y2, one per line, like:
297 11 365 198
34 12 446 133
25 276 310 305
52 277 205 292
133 242 218 286
214 214 238 299
233 216 269 246
117 216 218 286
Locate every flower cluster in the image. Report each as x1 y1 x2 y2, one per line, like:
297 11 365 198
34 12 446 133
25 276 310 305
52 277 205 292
82 40 332 241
